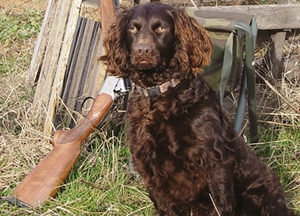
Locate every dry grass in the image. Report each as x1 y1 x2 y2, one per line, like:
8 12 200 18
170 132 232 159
255 31 300 126
0 6 52 208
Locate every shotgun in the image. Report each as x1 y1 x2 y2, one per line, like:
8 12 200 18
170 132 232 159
6 0 119 208
6 76 130 207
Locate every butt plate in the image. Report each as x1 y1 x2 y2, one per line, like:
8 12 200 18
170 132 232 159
5 195 31 208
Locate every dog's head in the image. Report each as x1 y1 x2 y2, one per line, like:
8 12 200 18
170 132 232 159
126 3 175 72
100 3 213 86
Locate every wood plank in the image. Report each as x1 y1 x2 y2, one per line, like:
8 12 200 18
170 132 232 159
34 0 71 129
267 32 287 78
27 0 54 86
58 18 96 126
79 1 300 30
33 1 60 118
81 23 106 115
79 22 101 100
71 19 96 115
44 0 82 134
59 18 86 121
190 4 300 30
64 18 90 111
42 0 70 105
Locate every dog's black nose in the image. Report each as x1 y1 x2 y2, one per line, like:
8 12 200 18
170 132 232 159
134 44 152 56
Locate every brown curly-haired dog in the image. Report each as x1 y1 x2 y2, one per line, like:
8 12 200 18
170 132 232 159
100 3 295 216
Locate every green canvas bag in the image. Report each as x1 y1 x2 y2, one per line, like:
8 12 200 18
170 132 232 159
186 9 258 142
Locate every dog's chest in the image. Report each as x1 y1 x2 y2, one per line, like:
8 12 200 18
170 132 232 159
128 98 208 175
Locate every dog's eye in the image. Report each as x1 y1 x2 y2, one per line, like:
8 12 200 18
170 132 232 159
155 26 166 34
129 26 138 34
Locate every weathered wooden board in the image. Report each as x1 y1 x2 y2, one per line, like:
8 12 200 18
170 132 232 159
80 0 300 30
64 18 95 119
80 23 106 115
44 0 82 134
191 4 300 30
27 0 55 86
33 0 71 126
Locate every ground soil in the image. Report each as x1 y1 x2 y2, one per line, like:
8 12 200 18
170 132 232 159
0 0 47 11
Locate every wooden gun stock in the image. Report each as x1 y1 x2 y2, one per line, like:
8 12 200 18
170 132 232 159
6 93 114 207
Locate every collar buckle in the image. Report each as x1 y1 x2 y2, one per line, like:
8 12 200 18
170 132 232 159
146 86 161 97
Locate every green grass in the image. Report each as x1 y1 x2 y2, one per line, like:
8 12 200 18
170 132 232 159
253 126 300 212
0 8 43 74
0 5 299 216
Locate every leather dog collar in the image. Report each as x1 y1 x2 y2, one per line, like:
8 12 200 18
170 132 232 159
135 79 180 97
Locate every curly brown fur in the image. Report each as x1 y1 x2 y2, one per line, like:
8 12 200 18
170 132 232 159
100 3 295 216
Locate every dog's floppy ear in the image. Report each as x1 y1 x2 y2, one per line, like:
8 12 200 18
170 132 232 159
99 8 135 77
171 8 213 74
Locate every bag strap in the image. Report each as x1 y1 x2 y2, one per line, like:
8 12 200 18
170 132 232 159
234 17 258 142
219 32 234 105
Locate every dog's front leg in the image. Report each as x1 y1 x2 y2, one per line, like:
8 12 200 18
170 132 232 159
148 190 172 216
207 168 235 216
